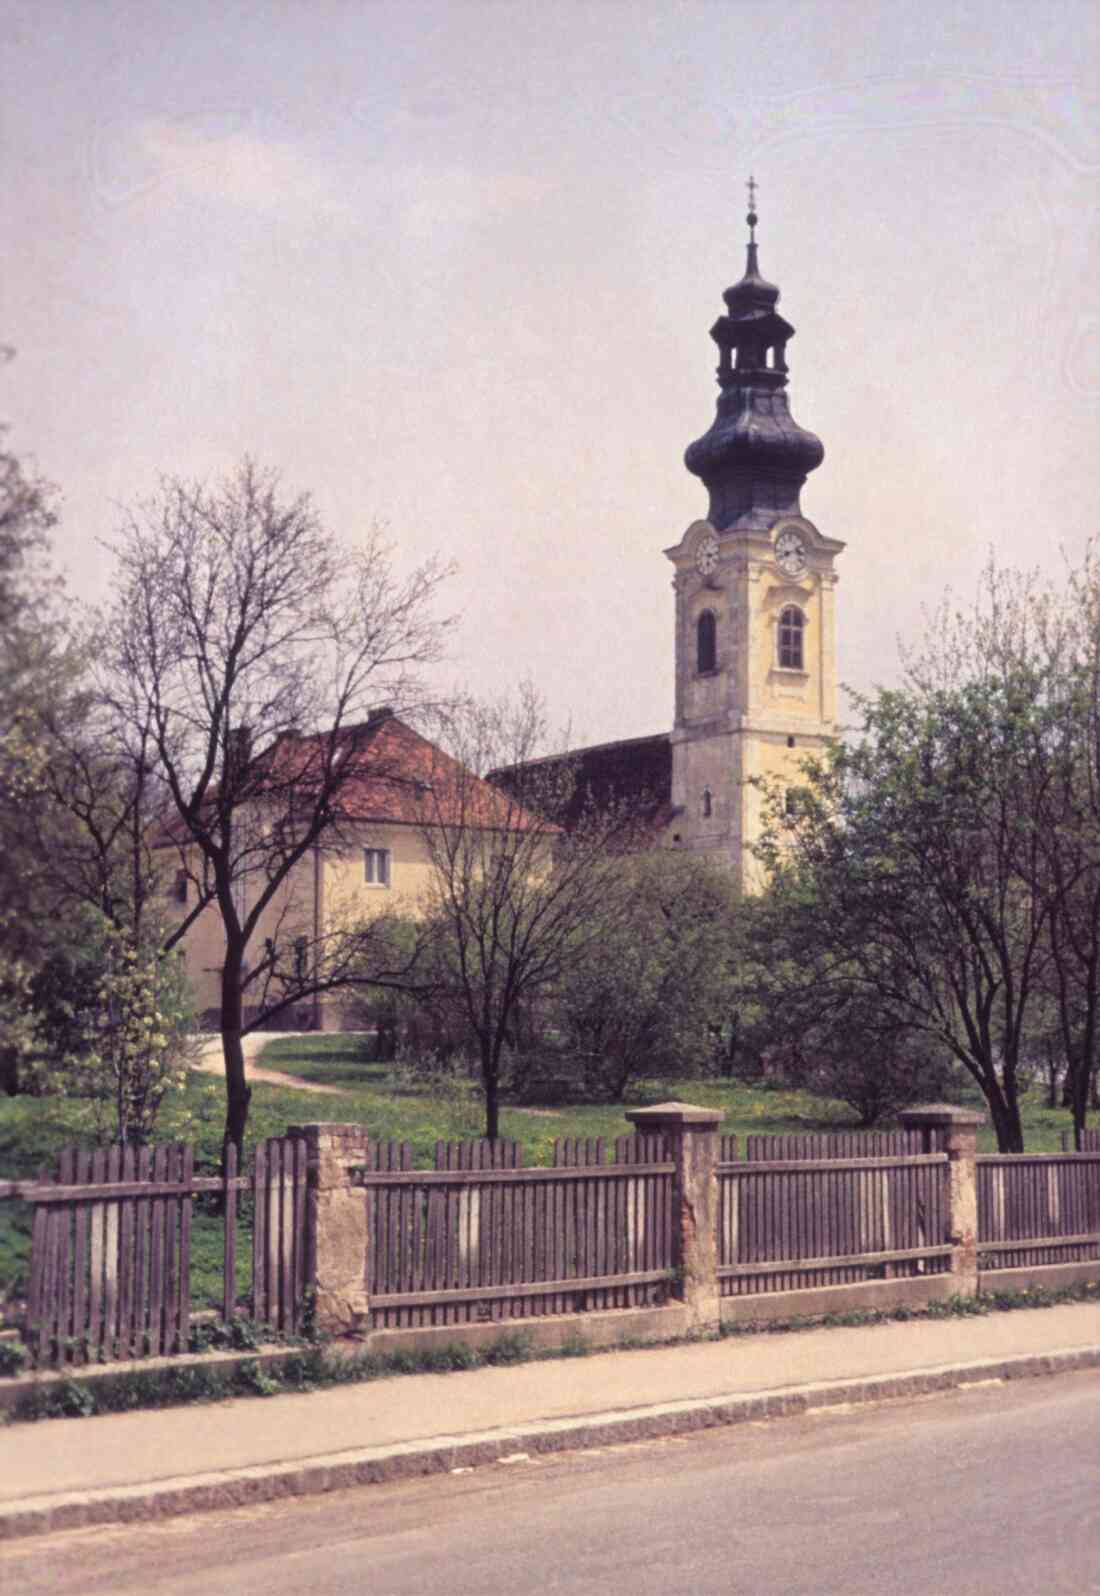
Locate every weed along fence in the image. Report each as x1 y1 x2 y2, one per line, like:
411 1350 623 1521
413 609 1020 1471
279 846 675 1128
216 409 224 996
5 1104 1100 1369
0 1137 308 1368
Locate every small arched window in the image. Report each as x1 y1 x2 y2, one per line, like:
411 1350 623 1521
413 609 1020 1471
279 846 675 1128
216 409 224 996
778 606 805 670
702 786 713 819
697 609 717 674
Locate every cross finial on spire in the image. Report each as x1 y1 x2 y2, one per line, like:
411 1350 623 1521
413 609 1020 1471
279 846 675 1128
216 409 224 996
746 175 758 241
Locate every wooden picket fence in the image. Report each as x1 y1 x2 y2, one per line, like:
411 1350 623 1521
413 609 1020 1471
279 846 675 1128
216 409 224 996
252 1136 310 1333
1061 1129 1100 1152
8 1125 1100 1367
744 1129 944 1160
363 1133 673 1329
977 1153 1100 1270
1 1135 308 1367
717 1147 952 1294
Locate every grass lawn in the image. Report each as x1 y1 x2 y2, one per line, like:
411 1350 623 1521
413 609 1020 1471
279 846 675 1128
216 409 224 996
253 1034 1081 1159
0 1034 1085 1315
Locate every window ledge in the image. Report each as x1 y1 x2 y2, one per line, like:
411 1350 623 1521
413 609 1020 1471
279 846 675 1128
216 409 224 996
770 666 809 680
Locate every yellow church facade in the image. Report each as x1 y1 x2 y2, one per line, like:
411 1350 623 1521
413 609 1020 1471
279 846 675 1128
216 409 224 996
665 514 843 889
546 197 843 890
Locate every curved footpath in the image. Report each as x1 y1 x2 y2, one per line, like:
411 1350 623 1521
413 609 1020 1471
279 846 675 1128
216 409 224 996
2 1301 1099 1540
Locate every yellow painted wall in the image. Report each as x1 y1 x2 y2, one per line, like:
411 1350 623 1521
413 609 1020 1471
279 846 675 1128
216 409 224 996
162 821 440 1021
666 516 843 891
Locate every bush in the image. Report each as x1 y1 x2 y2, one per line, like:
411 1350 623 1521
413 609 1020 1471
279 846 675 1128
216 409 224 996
550 853 738 1101
774 1012 956 1127
0 1337 28 1376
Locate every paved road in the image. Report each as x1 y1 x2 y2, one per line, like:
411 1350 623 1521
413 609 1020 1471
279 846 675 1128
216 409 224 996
7 1369 1099 1595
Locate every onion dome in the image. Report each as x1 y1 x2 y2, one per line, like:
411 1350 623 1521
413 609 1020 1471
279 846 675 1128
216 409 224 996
684 185 824 532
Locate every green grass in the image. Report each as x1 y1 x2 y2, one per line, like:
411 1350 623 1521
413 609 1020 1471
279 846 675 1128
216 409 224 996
251 1034 1083 1158
0 1034 1087 1312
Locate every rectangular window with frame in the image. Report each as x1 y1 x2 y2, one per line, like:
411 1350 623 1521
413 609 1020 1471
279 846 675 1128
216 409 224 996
364 847 391 887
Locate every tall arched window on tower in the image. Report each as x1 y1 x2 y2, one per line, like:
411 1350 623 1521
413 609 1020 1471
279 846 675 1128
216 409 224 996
697 609 717 674
778 606 805 670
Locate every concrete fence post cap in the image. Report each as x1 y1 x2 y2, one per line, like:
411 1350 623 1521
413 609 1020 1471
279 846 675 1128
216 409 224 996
625 1102 725 1128
899 1104 986 1127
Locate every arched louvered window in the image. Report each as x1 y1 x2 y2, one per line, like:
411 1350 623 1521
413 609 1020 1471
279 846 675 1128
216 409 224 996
778 606 805 670
697 609 717 674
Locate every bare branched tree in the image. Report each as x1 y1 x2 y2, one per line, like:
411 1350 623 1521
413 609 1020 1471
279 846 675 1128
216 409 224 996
100 459 454 1158
414 685 651 1138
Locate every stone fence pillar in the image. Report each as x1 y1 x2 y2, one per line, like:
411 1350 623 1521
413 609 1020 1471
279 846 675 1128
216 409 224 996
626 1101 724 1333
287 1122 371 1336
900 1104 985 1297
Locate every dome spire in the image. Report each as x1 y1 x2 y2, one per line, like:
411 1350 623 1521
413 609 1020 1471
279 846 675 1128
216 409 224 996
683 180 824 532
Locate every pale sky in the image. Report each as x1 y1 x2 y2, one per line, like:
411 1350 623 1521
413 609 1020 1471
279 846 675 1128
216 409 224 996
3 1 1097 745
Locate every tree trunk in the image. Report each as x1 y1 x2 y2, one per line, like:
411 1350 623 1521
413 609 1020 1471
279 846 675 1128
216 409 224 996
0 1050 19 1096
220 956 252 1171
1070 1070 1090 1151
482 1039 500 1140
987 1089 1024 1153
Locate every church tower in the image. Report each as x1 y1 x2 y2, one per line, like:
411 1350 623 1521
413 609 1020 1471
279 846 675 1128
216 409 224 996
665 187 844 888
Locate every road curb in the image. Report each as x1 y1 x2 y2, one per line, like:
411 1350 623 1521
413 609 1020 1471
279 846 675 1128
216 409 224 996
3 1344 1100 1541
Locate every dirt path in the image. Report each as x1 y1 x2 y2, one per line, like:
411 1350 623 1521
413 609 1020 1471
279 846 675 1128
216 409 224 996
195 1034 350 1096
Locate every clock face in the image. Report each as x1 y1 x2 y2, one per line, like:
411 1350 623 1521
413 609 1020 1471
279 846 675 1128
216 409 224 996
695 533 719 577
775 528 807 577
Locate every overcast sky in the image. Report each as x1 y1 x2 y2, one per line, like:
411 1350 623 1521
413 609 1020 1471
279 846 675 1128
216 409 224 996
3 1 1097 746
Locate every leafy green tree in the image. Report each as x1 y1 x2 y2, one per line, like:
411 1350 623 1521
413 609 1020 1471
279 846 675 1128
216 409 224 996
552 849 738 1100
731 882 955 1124
0 423 78 1094
755 659 1050 1152
752 552 1100 1150
995 555 1100 1145
24 910 198 1144
895 556 1100 1145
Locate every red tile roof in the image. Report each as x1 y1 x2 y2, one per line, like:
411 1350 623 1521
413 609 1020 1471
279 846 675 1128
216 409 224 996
152 712 552 846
